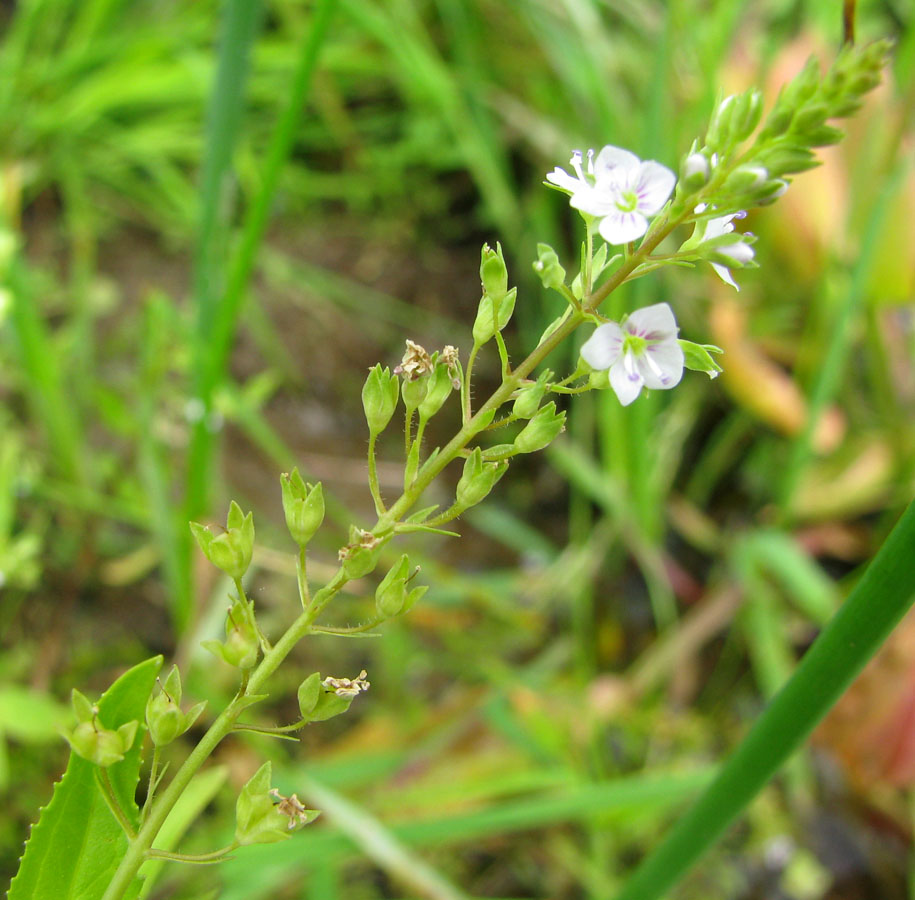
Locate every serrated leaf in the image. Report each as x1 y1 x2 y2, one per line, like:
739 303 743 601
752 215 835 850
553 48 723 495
10 656 163 900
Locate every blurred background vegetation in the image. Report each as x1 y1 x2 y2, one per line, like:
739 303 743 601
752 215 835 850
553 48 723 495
0 0 913 897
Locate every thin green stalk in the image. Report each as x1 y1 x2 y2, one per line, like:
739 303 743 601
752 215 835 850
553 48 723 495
296 546 311 609
97 769 136 840
613 500 915 900
145 845 237 865
141 746 161 824
367 432 385 516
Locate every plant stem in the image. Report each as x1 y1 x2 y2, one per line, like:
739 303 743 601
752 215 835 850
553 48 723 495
141 746 161 824
367 432 385 515
97 769 136 840
146 843 237 864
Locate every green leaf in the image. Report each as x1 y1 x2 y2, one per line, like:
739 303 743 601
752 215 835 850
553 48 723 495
10 656 163 900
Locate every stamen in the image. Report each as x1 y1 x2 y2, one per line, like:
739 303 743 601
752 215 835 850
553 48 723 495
643 348 669 384
586 148 594 175
570 150 585 181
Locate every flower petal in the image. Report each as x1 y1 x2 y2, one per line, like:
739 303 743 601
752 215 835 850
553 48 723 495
609 358 644 406
593 146 641 179
634 161 676 215
638 339 684 389
570 185 615 217
546 167 583 194
624 302 678 341
598 210 648 244
711 262 740 291
580 322 624 370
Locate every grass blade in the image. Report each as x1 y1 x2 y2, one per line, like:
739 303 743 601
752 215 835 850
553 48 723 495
613 499 915 900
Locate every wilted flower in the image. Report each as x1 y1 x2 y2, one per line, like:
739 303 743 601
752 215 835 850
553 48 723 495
322 670 370 697
547 146 676 245
580 303 684 406
394 340 433 380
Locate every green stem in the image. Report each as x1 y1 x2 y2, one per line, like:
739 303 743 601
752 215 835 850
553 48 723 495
141 746 161 824
296 545 310 609
97 769 136 840
462 344 480 421
367 432 385 515
613 500 915 900
146 843 237 864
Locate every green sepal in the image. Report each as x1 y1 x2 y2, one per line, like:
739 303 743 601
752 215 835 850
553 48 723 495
679 341 724 379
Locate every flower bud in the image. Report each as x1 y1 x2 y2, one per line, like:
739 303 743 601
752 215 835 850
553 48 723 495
512 371 552 420
280 469 324 547
754 146 817 178
681 152 710 190
729 89 763 141
146 666 206 747
472 287 516 346
362 365 399 435
455 448 508 510
235 762 318 846
513 402 566 454
202 598 260 670
722 165 767 194
480 242 509 301
759 103 794 140
532 243 566 290
375 554 411 617
189 501 254 580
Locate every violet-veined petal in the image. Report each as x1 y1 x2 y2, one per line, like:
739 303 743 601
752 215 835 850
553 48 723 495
598 210 648 245
609 358 644 406
581 321 624 370
624 302 679 341
634 161 676 215
638 340 684 390
593 146 641 178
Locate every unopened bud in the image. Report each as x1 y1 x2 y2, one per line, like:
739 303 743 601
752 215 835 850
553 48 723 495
362 364 399 435
480 242 509 301
375 554 412 617
513 402 565 454
532 243 566 290
280 470 324 547
512 370 552 420
455 448 508 510
681 152 710 190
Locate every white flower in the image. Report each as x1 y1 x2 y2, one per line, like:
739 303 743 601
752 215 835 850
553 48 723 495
580 303 684 406
692 206 755 291
546 146 676 245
